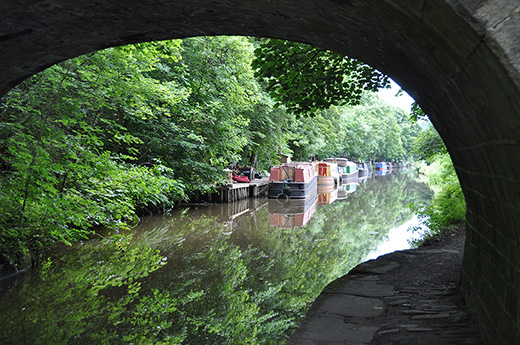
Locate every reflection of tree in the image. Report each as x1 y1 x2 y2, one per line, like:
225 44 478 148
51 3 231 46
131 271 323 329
0 172 432 344
0 240 168 344
224 170 434 340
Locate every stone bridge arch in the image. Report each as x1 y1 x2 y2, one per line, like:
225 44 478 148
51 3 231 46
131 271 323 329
1 1 519 343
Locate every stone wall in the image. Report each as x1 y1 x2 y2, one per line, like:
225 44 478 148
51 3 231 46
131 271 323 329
0 0 519 343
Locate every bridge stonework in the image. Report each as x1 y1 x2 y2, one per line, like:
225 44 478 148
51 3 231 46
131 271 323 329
1 0 519 343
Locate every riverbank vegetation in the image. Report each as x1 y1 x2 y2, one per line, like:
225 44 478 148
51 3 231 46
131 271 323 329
1 36 422 267
0 172 431 344
409 125 466 238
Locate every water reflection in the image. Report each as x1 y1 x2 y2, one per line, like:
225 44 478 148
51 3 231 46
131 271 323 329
337 182 359 200
365 214 428 260
0 171 432 345
268 196 318 228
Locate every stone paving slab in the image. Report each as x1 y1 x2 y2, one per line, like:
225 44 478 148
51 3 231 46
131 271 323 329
286 229 484 345
327 279 395 297
312 295 384 317
349 258 401 275
287 314 379 344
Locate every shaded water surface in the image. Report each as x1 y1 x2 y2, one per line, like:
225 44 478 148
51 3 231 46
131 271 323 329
0 171 432 344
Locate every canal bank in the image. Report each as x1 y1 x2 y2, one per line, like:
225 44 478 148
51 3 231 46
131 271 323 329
0 171 439 344
287 223 483 345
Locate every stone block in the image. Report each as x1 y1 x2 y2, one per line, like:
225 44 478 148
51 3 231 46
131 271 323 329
311 294 384 318
288 314 378 344
0 0 519 343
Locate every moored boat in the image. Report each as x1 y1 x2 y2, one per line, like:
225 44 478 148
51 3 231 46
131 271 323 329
339 161 359 182
375 162 387 171
268 162 317 199
324 157 348 167
317 161 339 187
357 162 370 177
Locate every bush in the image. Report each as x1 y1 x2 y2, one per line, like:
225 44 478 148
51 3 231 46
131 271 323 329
0 157 186 268
410 153 466 240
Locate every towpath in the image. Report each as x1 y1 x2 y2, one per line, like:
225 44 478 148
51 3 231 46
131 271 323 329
287 224 483 345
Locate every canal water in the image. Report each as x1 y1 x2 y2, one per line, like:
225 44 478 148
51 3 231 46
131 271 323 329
0 170 432 345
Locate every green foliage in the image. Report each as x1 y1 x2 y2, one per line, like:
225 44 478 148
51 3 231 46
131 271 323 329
0 35 424 268
0 41 188 266
409 101 428 122
284 92 422 161
252 39 389 115
0 237 171 344
241 93 294 171
0 172 433 344
162 36 260 190
409 132 466 240
411 125 448 162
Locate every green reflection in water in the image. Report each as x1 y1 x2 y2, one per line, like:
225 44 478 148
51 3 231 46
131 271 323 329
0 171 432 344
0 239 169 344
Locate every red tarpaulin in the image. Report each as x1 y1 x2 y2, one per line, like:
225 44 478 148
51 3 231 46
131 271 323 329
232 173 250 183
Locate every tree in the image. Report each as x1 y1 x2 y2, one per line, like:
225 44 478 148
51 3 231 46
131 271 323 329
241 92 294 171
252 39 389 115
411 125 448 162
0 42 187 267
281 92 421 162
143 36 262 191
410 124 466 238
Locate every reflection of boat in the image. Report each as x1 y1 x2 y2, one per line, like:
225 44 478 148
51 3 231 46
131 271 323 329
337 182 359 199
268 195 318 228
268 162 317 199
358 173 370 184
317 181 336 194
318 187 339 205
268 185 317 213
357 162 370 177
317 162 339 187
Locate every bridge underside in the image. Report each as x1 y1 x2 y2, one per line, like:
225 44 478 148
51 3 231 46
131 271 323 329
1 0 520 343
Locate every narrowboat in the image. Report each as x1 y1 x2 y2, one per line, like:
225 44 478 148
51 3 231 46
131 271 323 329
357 162 370 177
339 161 359 182
317 161 340 187
268 162 317 199
324 157 357 183
324 157 348 167
375 162 387 171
